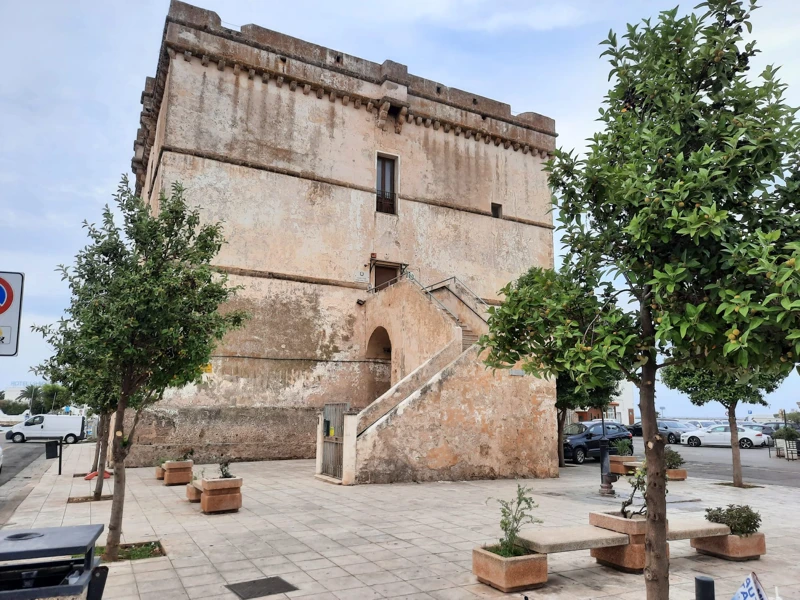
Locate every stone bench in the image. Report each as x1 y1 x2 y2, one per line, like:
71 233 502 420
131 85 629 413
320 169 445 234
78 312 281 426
515 516 733 581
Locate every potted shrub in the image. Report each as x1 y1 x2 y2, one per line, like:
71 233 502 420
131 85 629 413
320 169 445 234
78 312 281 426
665 447 687 481
163 449 194 486
609 439 636 475
472 484 546 592
200 461 243 514
155 457 168 480
692 505 766 560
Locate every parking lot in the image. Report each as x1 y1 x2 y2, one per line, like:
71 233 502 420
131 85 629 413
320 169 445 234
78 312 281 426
631 437 800 488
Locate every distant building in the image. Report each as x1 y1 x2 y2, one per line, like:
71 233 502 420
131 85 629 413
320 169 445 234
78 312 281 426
128 1 559 483
572 380 637 424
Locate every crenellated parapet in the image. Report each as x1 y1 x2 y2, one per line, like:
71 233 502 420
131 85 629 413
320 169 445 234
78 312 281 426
132 0 557 194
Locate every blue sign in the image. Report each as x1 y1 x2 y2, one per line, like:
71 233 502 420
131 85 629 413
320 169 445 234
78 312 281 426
748 410 752 414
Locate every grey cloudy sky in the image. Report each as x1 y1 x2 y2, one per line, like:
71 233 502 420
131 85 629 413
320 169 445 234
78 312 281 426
1 0 799 417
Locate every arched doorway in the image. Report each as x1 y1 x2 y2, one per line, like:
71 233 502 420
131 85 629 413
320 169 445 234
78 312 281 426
366 326 392 400
366 326 392 360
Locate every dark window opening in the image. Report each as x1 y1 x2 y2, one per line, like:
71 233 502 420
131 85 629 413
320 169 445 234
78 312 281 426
436 85 442 94
491 203 503 218
374 266 399 290
376 156 396 214
279 56 287 63
472 98 478 105
335 55 342 63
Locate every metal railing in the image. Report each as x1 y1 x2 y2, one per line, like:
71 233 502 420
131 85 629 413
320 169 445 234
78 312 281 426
423 276 490 316
367 271 461 324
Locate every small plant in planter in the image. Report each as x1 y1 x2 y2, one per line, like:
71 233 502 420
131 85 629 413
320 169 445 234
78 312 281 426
611 438 633 456
692 505 766 560
621 465 648 519
199 459 243 514
472 485 547 592
664 448 687 481
163 451 194 486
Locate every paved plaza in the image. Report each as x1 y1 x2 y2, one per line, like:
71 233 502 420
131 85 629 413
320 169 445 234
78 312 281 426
2 443 799 599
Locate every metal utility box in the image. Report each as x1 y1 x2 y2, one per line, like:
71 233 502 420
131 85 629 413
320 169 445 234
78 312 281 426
0 524 108 599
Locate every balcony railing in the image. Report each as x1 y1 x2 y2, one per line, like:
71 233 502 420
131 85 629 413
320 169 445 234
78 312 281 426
376 190 396 214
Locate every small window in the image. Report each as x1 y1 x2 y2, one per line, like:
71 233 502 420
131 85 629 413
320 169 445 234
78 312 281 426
25 416 43 426
491 203 502 218
376 156 396 214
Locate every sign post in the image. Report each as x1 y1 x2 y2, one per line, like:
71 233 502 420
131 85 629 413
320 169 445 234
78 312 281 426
0 272 24 357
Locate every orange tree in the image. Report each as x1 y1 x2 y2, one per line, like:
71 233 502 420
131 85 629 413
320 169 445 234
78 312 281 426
485 1 800 597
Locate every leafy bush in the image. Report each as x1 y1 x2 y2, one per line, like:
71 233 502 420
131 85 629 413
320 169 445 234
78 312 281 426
0 400 28 415
705 505 761 536
621 464 648 519
773 427 799 441
611 438 633 456
664 448 685 469
219 461 234 479
487 484 541 557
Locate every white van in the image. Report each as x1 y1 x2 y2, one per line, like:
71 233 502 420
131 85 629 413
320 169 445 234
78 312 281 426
5 414 85 444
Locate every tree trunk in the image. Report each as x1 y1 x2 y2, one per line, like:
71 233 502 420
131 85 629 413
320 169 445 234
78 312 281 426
103 401 128 562
93 413 110 500
640 300 668 600
557 408 567 468
90 415 103 474
727 402 743 487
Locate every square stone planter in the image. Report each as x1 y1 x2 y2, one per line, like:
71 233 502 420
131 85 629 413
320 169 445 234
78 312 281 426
472 546 547 593
691 533 766 561
610 455 639 475
200 477 243 514
155 466 165 480
163 460 193 486
667 468 687 481
589 511 650 536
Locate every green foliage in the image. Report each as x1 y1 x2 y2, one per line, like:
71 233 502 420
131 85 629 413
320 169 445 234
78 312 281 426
546 0 800 385
219 461 233 479
705 504 761 536
785 411 800 424
661 365 784 410
487 484 541 558
482 266 631 395
0 400 28 415
15 385 42 408
773 427 799 441
611 438 633 456
664 448 685 469
34 176 247 421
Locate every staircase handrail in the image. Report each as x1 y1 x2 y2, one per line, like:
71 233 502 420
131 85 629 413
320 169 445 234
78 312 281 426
368 271 461 324
423 276 490 317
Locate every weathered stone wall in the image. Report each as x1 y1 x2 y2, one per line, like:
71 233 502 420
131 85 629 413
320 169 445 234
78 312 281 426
125 406 318 467
364 279 459 384
129 1 557 467
355 347 558 483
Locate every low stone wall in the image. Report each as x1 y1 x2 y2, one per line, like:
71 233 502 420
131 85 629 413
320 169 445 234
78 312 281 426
125 406 318 467
354 346 557 483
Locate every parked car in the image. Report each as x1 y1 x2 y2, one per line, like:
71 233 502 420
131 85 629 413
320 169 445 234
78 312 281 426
627 422 643 436
681 425 764 448
657 420 698 444
563 421 633 465
0 444 3 474
762 421 800 432
739 423 774 446
4 414 85 444
686 420 717 429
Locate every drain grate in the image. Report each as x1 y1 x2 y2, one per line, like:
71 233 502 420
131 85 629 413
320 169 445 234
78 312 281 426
226 577 298 599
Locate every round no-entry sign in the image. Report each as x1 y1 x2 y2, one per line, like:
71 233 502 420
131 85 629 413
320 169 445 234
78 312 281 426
0 272 24 357
0 277 14 315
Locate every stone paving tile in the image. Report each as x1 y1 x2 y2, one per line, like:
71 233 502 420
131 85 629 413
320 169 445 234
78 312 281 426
3 445 800 599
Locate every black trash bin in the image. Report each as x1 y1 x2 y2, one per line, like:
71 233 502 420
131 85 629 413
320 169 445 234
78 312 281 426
0 524 108 599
